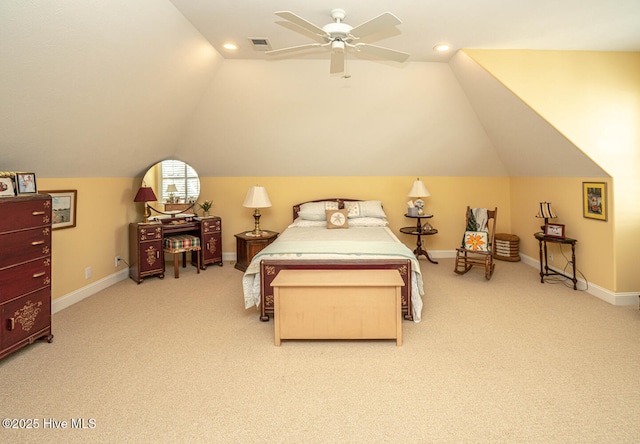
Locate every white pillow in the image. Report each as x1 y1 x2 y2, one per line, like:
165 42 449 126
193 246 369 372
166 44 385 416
288 217 388 228
348 217 389 228
297 201 339 221
288 218 327 228
343 201 387 219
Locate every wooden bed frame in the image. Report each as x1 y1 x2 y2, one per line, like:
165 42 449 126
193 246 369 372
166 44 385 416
258 198 414 322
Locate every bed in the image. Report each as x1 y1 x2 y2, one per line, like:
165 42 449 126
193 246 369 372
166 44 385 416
242 198 424 322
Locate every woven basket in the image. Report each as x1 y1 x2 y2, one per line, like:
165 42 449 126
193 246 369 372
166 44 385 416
493 233 520 262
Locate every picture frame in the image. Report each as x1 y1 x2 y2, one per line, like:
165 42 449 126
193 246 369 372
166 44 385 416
544 223 565 239
16 172 37 194
0 177 15 197
40 190 77 230
582 182 607 221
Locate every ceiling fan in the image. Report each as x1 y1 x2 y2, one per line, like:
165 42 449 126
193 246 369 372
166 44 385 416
265 9 410 75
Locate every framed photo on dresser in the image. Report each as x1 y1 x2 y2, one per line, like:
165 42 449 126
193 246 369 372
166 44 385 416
16 172 37 194
0 177 15 197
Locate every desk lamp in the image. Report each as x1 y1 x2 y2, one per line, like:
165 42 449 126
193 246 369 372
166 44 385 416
243 186 272 236
134 186 157 223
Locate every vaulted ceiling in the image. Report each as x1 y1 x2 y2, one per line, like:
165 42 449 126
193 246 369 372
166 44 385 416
1 1 637 178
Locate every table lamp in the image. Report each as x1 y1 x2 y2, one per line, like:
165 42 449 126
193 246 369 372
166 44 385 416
166 184 178 203
408 178 431 216
535 202 557 231
243 185 272 236
134 186 157 223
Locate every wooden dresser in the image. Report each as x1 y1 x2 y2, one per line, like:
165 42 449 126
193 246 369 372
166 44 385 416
0 194 54 360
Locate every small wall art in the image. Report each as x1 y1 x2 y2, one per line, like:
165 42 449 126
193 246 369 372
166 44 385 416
582 182 607 221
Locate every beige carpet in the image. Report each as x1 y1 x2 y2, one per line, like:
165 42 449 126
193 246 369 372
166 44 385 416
2 258 639 443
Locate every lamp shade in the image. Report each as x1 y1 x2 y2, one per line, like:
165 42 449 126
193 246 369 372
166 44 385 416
166 184 178 193
243 186 272 209
535 202 557 219
408 178 431 198
133 186 157 202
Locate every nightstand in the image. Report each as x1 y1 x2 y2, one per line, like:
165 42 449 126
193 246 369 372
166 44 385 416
400 213 438 264
234 230 278 272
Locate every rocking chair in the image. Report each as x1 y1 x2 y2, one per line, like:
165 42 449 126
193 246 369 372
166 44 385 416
454 207 498 280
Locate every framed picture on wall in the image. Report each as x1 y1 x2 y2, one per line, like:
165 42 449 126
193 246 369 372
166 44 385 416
40 189 77 230
582 182 607 221
16 172 37 194
0 177 15 197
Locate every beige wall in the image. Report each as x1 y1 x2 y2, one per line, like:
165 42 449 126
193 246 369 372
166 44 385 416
39 174 623 303
44 175 512 302
510 177 614 289
38 177 137 300
196 176 512 255
465 50 640 292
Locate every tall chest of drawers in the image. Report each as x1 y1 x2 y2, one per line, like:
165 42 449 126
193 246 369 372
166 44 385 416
0 194 53 360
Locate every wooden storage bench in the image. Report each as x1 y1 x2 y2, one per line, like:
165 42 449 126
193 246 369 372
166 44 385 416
270 269 405 346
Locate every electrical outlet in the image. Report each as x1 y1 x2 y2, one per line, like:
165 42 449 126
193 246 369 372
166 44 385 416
85 266 92 279
115 256 121 268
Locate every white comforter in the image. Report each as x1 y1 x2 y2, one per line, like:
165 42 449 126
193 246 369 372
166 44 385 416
242 226 424 322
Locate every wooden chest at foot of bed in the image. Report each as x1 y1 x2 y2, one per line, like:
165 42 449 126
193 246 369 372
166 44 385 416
260 259 412 322
271 269 405 346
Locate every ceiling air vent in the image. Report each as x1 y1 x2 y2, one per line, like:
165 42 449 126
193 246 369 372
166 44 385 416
249 38 272 51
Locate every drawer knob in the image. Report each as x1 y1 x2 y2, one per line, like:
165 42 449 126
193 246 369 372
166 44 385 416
31 240 45 246
8 317 15 331
32 211 46 216
32 271 46 278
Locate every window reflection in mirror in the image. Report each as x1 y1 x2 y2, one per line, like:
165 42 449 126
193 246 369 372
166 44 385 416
142 160 200 214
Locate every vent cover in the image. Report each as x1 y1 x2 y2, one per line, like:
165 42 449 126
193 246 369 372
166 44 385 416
249 38 272 51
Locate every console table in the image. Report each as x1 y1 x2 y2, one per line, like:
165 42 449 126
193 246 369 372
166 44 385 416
534 232 578 290
400 213 438 264
129 216 222 283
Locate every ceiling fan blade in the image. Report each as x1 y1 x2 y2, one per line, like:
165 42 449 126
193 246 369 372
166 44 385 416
275 11 329 38
265 43 323 56
355 43 410 63
330 50 345 74
350 12 401 38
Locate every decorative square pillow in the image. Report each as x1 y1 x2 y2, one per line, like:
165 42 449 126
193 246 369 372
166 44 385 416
463 231 489 251
343 200 387 219
326 209 349 229
298 201 339 221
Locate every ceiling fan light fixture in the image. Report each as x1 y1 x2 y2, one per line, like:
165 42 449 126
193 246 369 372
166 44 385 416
332 40 345 52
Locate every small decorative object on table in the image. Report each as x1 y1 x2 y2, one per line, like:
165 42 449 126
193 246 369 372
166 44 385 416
198 200 213 217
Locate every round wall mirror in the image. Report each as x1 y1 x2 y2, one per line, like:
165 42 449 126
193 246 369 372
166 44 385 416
142 159 200 214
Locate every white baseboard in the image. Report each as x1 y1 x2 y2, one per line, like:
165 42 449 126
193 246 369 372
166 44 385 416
431 250 639 307
52 251 638 313
52 268 129 314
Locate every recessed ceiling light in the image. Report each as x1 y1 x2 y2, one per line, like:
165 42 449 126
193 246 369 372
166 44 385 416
433 43 451 52
223 42 238 50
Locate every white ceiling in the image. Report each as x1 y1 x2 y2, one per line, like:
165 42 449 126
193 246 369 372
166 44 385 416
169 0 640 63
